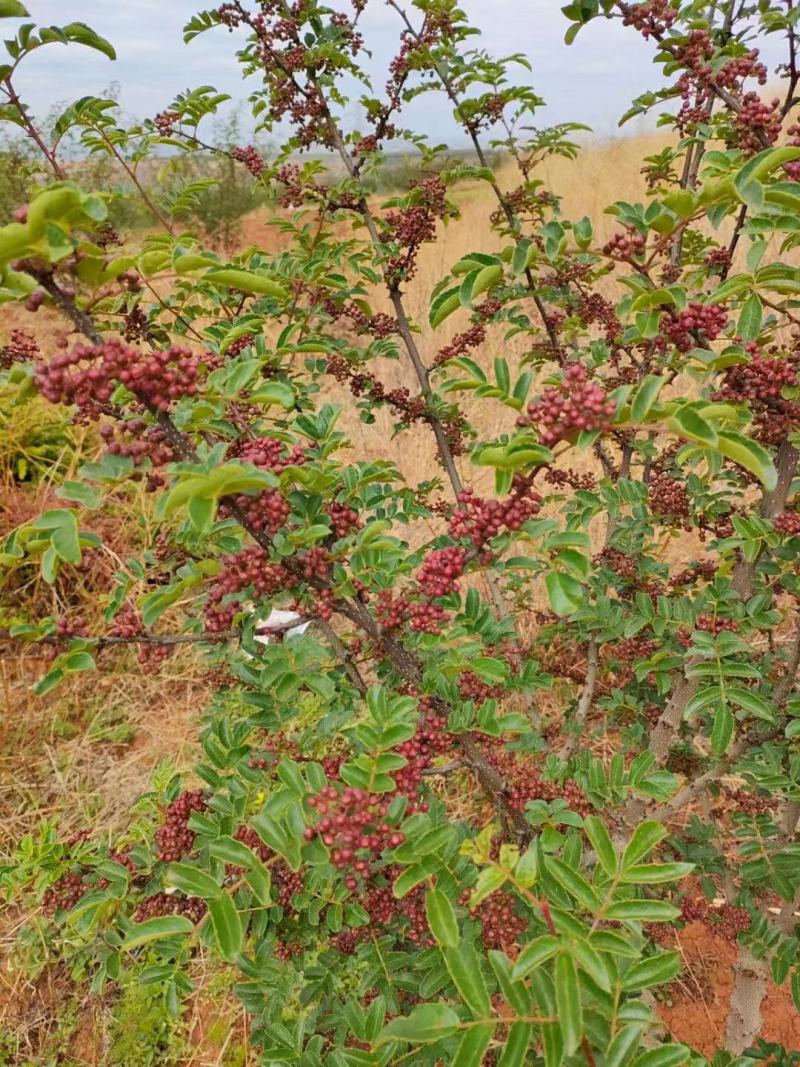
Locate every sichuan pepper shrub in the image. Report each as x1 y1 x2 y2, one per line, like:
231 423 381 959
1 0 800 1062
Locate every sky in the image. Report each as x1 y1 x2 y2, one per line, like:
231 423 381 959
6 1 790 145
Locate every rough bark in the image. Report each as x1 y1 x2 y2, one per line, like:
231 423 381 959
725 949 769 1054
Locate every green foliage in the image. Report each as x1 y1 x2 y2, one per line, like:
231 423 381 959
104 974 188 1067
1 0 800 1063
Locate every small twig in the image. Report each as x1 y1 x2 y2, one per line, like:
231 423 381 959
421 761 463 777
558 641 599 761
0 616 308 650
315 618 368 695
2 77 66 180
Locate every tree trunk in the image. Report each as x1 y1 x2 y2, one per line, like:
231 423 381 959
725 947 768 1054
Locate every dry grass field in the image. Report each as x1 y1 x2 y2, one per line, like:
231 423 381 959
2 129 799 1063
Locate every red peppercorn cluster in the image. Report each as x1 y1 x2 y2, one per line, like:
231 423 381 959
233 824 273 865
604 360 639 391
43 871 86 915
25 290 45 313
434 322 486 368
204 597 243 634
154 789 207 863
301 703 447 896
398 883 433 945
482 741 591 815
464 889 527 949
577 292 621 342
110 603 173 668
714 352 800 444
677 896 751 941
226 333 256 357
595 547 638 582
660 263 683 285
305 786 405 888
679 614 738 647
332 882 415 955
641 704 663 727
331 929 363 955
154 109 180 136
775 510 800 536
340 876 432 946
621 0 677 38
729 94 782 154
109 848 139 876
537 636 592 686
219 436 307 535
522 364 616 446
326 501 360 538
721 786 775 816
543 465 596 491
603 228 646 261
408 600 450 634
714 903 752 940
35 341 213 416
375 590 408 630
360 311 395 338
784 123 800 180
216 4 362 150
362 882 397 929
458 670 503 704
204 545 290 632
417 546 466 597
233 435 308 474
716 50 768 91
489 184 553 229
669 560 717 587
1 328 39 369
609 636 657 663
45 615 87 662
305 588 335 621
679 896 706 924
296 546 331 581
275 164 314 208
669 32 768 137
133 891 206 924
391 701 452 797
55 615 87 640
232 145 265 177
325 352 434 429
274 939 302 961
507 771 591 817
99 419 174 475
696 614 738 636
704 247 732 273
123 307 151 344
449 477 542 547
314 295 360 327
660 303 728 352
541 261 592 290
649 471 690 522
384 177 450 285
385 386 426 426
266 862 301 915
